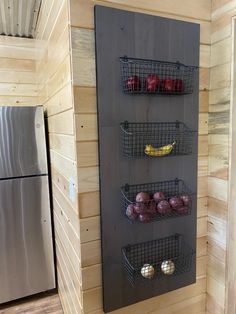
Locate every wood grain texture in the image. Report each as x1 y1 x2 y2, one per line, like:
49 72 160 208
74 86 97 113
207 237 226 264
36 2 78 314
207 294 225 314
207 254 226 286
226 18 236 314
209 87 230 105
76 114 98 141
208 197 227 221
82 277 207 314
210 63 231 90
207 275 225 309
208 177 228 202
78 191 100 218
0 294 63 314
70 0 211 30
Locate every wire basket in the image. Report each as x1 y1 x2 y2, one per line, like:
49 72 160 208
122 234 194 286
120 56 198 95
122 179 193 223
120 121 196 158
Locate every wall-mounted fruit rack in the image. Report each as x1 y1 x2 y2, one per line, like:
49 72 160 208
122 234 194 286
120 56 198 95
95 5 199 312
120 121 196 158
121 178 194 223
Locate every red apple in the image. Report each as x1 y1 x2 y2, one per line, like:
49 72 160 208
157 200 172 215
174 79 184 92
161 79 174 92
126 204 138 220
169 197 183 209
145 74 160 92
126 75 141 91
153 191 165 202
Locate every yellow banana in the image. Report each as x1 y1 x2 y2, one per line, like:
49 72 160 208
144 141 176 157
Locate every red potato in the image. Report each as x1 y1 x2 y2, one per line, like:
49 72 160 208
126 204 138 220
157 200 172 215
153 191 165 202
139 213 152 223
126 75 141 91
175 206 189 215
180 194 192 206
145 74 160 92
169 197 183 210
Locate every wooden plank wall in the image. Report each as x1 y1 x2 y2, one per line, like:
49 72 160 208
35 1 81 313
207 1 233 313
0 35 39 106
70 0 211 313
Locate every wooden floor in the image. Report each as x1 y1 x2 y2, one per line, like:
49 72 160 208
0 293 63 314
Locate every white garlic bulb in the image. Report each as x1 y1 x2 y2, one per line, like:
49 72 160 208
161 260 175 275
141 263 155 279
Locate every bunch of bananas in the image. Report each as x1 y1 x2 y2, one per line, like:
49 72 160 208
144 141 176 157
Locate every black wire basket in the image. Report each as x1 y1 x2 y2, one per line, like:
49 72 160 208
120 56 198 95
122 179 193 223
120 121 196 158
122 234 194 286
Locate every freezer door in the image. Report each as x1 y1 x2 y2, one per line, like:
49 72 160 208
0 106 48 178
0 176 55 303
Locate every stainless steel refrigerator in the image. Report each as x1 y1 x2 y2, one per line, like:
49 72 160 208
0 106 55 303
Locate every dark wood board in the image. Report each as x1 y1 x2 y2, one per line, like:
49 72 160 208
94 6 200 312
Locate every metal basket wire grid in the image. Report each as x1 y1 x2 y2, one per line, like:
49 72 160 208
120 121 196 158
121 178 194 223
120 56 198 95
122 234 195 286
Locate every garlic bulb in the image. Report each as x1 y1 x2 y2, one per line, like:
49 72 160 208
161 260 175 275
141 263 155 279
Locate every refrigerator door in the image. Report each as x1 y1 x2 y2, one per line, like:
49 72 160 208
0 176 55 303
0 106 48 179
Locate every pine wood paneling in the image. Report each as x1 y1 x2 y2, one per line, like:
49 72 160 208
36 2 78 314
81 240 102 267
48 109 74 135
77 141 99 167
207 275 225 309
207 254 226 285
199 91 209 112
76 114 98 141
208 197 227 221
49 134 76 160
208 177 228 202
74 86 97 113
207 294 224 314
77 166 99 193
78 191 100 218
70 0 211 36
0 57 35 71
209 86 230 105
207 237 226 263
